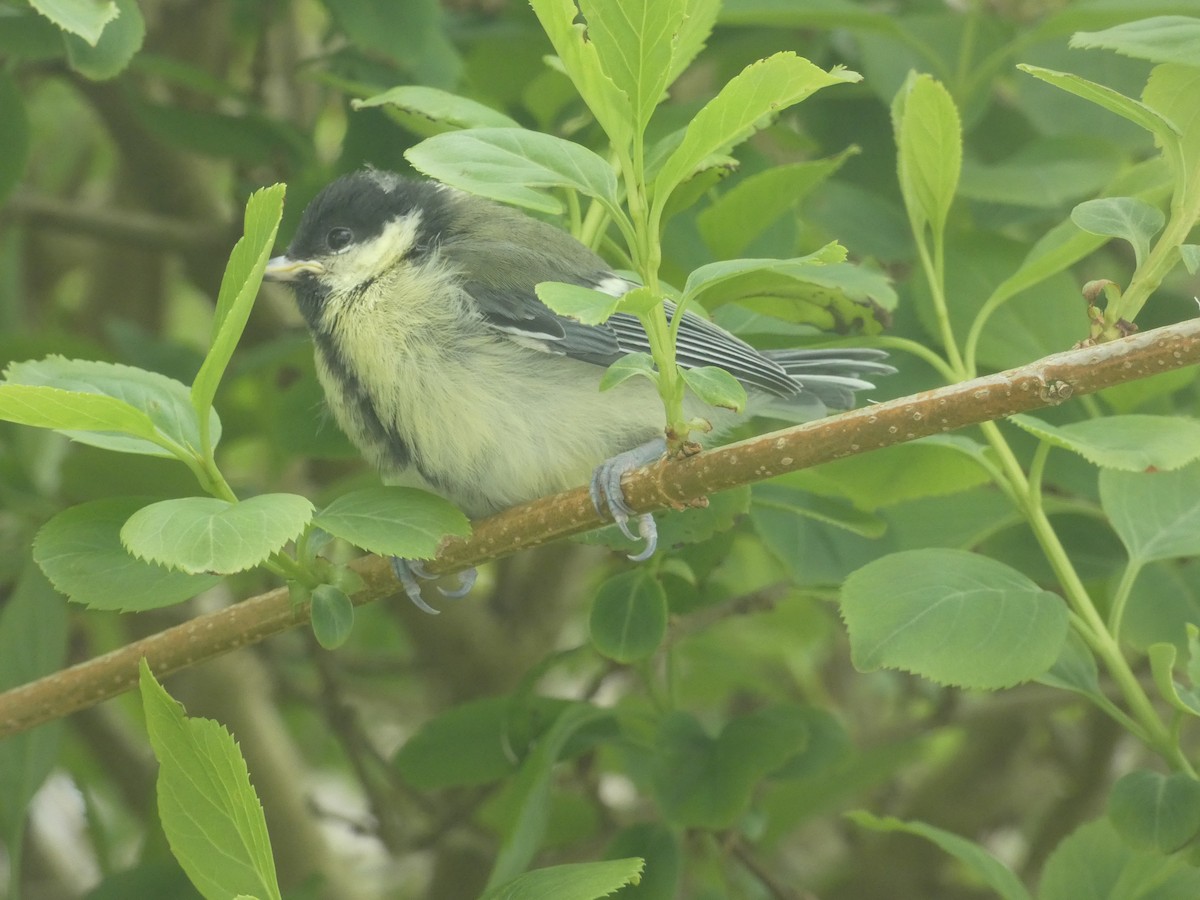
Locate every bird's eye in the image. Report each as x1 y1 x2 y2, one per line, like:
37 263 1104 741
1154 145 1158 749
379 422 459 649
326 226 354 252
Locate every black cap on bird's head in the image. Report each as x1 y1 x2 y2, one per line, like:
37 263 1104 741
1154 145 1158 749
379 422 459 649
263 170 456 289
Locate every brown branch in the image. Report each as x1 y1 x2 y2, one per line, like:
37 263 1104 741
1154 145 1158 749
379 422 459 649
2 319 1199 739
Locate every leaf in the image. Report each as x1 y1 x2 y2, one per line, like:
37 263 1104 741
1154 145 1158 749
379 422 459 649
406 127 620 216
840 549 1069 689
486 704 609 888
604 824 680 900
892 72 961 241
309 584 354 650
1143 64 1200 194
681 365 746 412
589 570 668 663
395 696 577 790
191 184 286 441
1148 642 1200 718
1071 197 1164 268
0 567 67 885
848 812 1032 900
752 484 886 539
666 0 720 85
583 0 688 134
782 436 993 511
1010 414 1200 472
62 0 143 79
1108 769 1200 854
654 52 859 201
650 707 810 829
958 138 1124 209
479 859 644 900
0 72 30 206
536 282 623 326
28 0 117 44
34 498 221 611
121 494 314 575
1101 463 1200 564
1072 16 1200 66
1017 64 1181 150
139 660 282 900
1181 244 1200 274
4 357 220 458
1039 819 1200 900
527 0 633 152
599 353 657 391
697 152 856 258
311 486 470 561
352 85 519 137
0 383 162 444
684 257 893 335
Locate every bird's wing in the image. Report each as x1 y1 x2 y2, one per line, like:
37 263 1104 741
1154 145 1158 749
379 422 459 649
464 273 801 396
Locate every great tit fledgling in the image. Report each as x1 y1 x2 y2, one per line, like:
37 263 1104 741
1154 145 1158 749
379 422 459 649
265 169 892 610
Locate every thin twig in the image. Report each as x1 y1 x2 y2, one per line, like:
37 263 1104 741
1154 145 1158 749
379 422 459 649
1 318 1199 739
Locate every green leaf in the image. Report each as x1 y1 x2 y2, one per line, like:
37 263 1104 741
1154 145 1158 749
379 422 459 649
479 858 644 900
0 567 67 886
1017 64 1181 149
1143 64 1200 195
650 706 809 829
1181 244 1200 274
527 0 633 152
782 436 993 511
681 365 746 412
62 0 142 79
487 704 609 888
604 824 680 900
29 0 117 43
536 282 623 326
752 484 886 539
684 258 894 335
1071 197 1164 268
893 72 962 241
848 812 1032 900
309 584 354 650
589 570 668 663
0 72 30 206
1039 818 1200 900
406 127 620 216
352 85 519 137
583 0 687 133
1108 769 1200 854
654 52 859 201
190 184 284 441
34 498 222 611
1148 642 1200 719
599 353 657 391
139 660 282 900
0 383 161 444
1101 463 1200 564
840 549 1069 689
395 696 577 790
697 152 855 258
311 486 470 561
1037 629 1104 701
1072 16 1200 66
1010 414 1200 472
665 0 719 85
958 137 1124 209
121 494 314 575
4 357 220 458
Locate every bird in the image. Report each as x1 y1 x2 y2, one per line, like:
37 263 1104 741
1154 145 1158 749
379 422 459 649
264 169 892 612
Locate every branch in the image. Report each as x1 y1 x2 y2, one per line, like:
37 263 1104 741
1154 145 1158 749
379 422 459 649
2 319 1199 739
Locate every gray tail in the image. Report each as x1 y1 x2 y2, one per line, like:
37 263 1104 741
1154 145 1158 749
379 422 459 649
762 347 895 412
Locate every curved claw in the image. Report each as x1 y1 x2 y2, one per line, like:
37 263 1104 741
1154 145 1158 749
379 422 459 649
390 557 441 616
589 438 666 560
438 566 476 598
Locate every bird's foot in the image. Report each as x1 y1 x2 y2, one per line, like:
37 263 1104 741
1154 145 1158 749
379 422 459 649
390 558 477 615
588 438 666 562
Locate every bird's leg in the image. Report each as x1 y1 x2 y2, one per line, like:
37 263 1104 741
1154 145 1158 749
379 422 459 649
390 558 478 615
588 437 666 562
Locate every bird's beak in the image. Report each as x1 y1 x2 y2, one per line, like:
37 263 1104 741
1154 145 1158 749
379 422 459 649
264 255 325 282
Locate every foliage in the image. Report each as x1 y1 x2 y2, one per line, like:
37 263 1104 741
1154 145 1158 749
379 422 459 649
3 1 1200 899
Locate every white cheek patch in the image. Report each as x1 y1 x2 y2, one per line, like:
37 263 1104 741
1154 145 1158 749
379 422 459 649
322 213 424 302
